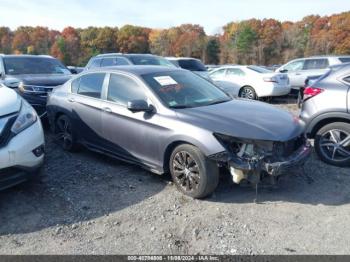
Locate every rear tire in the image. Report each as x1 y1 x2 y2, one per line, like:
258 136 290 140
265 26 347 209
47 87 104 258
55 115 79 152
314 122 350 167
239 86 257 100
169 144 219 199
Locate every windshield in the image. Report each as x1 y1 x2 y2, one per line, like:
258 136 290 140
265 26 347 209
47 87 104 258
142 70 231 109
3 57 71 75
127 55 175 67
178 59 207 72
247 65 272 73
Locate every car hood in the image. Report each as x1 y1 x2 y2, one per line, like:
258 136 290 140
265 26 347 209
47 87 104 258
0 87 21 116
176 99 304 142
9 74 72 86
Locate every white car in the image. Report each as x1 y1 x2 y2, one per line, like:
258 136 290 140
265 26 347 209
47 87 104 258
0 86 44 190
209 65 291 100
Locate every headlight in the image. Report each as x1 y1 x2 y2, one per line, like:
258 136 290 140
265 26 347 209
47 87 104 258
11 100 37 134
19 82 46 93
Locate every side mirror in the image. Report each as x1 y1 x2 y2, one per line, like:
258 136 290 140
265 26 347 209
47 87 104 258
127 100 153 113
280 69 288 73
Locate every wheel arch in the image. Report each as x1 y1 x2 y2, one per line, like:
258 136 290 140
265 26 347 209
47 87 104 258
163 140 196 173
239 85 257 97
308 112 350 138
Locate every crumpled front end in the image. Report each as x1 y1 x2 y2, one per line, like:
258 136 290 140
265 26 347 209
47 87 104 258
209 133 311 185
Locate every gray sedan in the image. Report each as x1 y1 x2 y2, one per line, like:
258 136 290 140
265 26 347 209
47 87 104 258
47 66 311 198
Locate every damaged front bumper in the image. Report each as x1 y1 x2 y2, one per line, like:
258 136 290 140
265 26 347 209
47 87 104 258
263 142 311 176
209 139 312 184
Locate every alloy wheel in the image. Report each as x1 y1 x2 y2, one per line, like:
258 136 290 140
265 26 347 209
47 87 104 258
172 151 200 193
56 117 73 150
319 129 350 162
240 87 255 99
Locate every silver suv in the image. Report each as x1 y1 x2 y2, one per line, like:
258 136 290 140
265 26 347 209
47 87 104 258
300 63 350 166
276 56 350 89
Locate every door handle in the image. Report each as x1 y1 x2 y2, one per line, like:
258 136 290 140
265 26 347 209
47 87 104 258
295 73 301 75
102 107 112 113
68 98 75 103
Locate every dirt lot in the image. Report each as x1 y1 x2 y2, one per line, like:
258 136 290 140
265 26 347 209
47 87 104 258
1 97 350 255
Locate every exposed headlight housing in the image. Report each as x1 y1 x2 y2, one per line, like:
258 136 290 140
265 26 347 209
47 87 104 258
214 133 273 157
19 82 47 93
11 100 38 134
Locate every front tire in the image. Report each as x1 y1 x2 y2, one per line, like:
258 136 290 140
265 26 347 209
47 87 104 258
239 86 257 100
314 122 350 167
55 115 79 152
169 144 219 199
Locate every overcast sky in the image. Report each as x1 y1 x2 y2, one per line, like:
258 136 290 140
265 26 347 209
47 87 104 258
1 0 349 34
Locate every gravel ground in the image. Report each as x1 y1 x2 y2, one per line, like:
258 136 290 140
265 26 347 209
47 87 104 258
1 97 350 255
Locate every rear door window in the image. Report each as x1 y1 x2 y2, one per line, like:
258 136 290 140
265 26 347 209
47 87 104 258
226 68 245 76
76 73 105 98
210 69 226 78
303 59 329 70
283 60 304 72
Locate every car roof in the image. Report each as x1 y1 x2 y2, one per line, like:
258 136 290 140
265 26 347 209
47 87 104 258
211 65 246 70
86 65 184 76
95 53 160 58
0 54 55 59
166 57 200 61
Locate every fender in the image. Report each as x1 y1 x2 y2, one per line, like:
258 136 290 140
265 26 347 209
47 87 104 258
305 111 350 137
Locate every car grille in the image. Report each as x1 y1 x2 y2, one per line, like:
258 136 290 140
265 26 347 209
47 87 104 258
23 85 54 96
273 135 305 158
0 114 17 148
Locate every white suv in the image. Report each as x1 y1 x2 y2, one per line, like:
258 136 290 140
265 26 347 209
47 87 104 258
0 86 45 190
276 56 350 89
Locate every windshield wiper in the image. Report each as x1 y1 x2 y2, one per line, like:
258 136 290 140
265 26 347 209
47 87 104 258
206 98 231 106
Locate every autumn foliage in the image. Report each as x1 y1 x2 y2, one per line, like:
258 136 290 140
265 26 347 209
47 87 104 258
0 11 350 66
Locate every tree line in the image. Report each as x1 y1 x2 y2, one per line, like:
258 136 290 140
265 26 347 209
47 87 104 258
0 11 349 66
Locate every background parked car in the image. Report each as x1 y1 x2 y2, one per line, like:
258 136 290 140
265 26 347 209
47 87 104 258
300 63 350 167
0 86 45 190
85 53 175 70
166 57 210 80
209 65 291 100
276 55 350 90
0 54 72 117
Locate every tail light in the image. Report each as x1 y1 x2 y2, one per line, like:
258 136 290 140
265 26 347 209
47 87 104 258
303 87 324 101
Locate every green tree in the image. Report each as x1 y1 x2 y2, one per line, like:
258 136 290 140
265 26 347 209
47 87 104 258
205 37 220 64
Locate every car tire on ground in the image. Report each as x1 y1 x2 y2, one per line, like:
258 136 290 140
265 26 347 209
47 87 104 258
169 144 219 199
314 122 350 167
55 114 79 152
239 86 257 100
